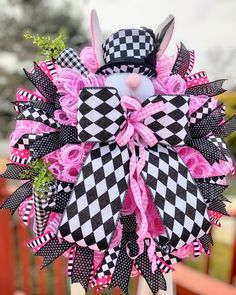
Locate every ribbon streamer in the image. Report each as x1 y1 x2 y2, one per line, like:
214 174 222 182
171 43 195 78
186 104 231 164
57 48 89 76
104 215 176 295
199 234 213 255
30 126 78 159
13 100 55 117
70 246 94 289
197 182 228 203
213 115 236 138
35 237 72 268
17 107 59 129
185 79 226 97
24 62 61 108
0 182 32 215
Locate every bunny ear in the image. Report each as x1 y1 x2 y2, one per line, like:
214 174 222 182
155 15 175 60
90 9 105 67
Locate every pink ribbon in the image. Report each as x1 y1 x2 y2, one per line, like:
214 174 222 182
116 96 165 272
116 96 164 147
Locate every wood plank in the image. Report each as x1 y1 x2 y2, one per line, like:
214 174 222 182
112 287 122 295
35 257 47 295
0 209 16 295
229 209 236 284
174 263 236 295
0 177 16 295
17 221 32 295
53 257 67 295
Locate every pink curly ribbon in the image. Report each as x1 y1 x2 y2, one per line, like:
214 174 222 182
116 96 164 271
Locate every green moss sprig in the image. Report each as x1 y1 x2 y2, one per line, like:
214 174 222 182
20 159 55 199
24 29 67 60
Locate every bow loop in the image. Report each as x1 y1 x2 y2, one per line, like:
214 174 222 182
116 96 164 147
59 87 210 257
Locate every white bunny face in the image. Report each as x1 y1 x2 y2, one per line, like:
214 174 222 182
104 73 155 102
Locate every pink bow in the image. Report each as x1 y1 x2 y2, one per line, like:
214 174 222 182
116 96 165 147
116 96 165 272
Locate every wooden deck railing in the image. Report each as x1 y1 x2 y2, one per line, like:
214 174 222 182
0 175 235 295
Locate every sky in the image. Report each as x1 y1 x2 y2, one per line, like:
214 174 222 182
76 0 236 88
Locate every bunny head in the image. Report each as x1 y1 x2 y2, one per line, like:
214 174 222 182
90 10 175 101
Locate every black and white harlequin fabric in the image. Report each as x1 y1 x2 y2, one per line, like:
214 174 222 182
14 133 44 150
189 98 213 126
142 95 189 146
92 245 120 286
142 144 211 250
59 86 211 252
96 29 157 77
77 87 126 142
17 107 59 129
58 142 130 251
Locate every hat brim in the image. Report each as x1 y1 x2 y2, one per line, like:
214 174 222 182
96 60 157 78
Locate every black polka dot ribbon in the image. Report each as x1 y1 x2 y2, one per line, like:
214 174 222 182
0 182 32 215
35 236 72 268
24 62 61 108
70 246 94 290
108 215 167 295
185 79 227 97
186 104 235 165
0 164 33 214
30 126 79 160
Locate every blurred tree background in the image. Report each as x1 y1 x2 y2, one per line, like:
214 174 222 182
0 0 88 139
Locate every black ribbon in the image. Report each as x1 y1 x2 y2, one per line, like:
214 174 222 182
186 104 231 164
197 182 228 203
185 79 227 97
24 62 61 108
35 237 72 268
71 246 94 289
208 201 230 216
107 215 167 295
0 164 32 214
199 234 213 254
30 125 78 159
0 163 30 180
17 107 59 129
213 115 236 138
0 182 32 215
57 48 89 77
12 100 55 117
171 43 194 78
0 163 72 215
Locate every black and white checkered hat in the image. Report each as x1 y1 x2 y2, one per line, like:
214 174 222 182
96 29 157 78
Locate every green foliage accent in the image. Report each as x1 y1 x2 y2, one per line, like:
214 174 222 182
20 159 55 199
23 29 67 60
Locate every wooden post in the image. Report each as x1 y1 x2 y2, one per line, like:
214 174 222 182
0 176 16 295
229 209 236 284
136 273 174 295
70 282 86 295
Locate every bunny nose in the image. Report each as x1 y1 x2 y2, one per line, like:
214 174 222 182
127 73 141 89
